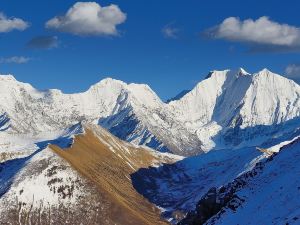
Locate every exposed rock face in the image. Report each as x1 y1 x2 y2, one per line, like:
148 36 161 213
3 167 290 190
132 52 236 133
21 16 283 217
178 187 228 225
178 180 247 225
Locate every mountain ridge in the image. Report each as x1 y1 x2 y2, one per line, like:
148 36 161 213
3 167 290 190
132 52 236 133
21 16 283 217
0 68 299 155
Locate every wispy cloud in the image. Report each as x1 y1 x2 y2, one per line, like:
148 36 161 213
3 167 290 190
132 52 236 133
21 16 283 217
0 12 29 33
0 56 31 64
162 23 180 39
204 16 300 52
285 64 300 79
27 36 58 49
45 2 126 36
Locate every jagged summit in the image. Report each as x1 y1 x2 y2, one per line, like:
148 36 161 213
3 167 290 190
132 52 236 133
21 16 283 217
238 67 249 74
254 68 280 79
236 67 250 76
204 68 249 79
258 68 272 74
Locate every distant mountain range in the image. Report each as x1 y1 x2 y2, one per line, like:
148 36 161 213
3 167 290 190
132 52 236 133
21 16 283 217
0 68 299 155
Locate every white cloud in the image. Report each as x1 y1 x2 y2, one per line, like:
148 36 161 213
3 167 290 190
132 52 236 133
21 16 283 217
0 56 31 64
285 64 300 78
46 2 126 36
162 24 179 39
0 12 29 32
206 16 300 48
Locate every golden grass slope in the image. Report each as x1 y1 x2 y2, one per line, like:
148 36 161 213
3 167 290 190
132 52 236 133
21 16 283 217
50 124 180 225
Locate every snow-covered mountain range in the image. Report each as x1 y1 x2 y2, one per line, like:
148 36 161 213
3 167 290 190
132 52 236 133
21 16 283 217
0 68 299 224
0 68 299 156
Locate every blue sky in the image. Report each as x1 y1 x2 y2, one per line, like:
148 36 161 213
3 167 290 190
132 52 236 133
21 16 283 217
0 0 300 100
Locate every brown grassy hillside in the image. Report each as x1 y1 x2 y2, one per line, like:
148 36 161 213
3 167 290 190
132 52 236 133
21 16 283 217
50 124 177 225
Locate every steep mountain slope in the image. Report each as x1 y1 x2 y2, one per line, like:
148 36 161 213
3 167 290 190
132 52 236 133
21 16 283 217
179 137 300 225
52 124 182 225
131 133 300 224
0 68 299 156
239 69 300 127
168 68 300 151
0 123 181 224
0 146 108 224
131 146 263 223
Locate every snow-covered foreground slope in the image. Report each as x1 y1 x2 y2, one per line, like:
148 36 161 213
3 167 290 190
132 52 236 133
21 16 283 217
178 136 300 225
0 147 106 224
131 133 300 224
0 123 181 224
131 146 264 223
205 137 300 225
0 68 299 155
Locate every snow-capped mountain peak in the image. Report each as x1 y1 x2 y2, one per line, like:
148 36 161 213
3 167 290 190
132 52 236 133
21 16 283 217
89 77 126 90
168 68 300 151
88 77 162 108
257 67 272 74
239 68 300 128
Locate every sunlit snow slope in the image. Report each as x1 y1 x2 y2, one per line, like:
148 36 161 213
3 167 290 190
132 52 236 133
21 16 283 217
208 138 300 225
179 137 300 225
